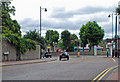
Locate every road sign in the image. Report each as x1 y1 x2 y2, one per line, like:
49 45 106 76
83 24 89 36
47 47 50 49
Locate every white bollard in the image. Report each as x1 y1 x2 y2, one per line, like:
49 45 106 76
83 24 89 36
110 46 112 56
94 45 97 56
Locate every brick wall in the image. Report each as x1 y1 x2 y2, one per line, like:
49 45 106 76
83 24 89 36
21 45 40 60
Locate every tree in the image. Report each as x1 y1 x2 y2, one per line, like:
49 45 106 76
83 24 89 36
57 39 64 50
105 38 114 42
45 30 59 51
58 33 78 52
12 20 21 36
61 30 71 51
1 0 15 15
116 7 120 14
69 34 78 52
79 21 104 51
23 30 45 49
45 30 59 45
79 25 88 52
70 34 78 40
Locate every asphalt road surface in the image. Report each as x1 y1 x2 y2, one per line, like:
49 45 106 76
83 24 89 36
2 55 119 80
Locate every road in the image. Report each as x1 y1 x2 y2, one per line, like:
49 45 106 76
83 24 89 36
2 55 119 80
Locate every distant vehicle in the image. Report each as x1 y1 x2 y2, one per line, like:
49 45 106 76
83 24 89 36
43 52 52 58
59 52 69 60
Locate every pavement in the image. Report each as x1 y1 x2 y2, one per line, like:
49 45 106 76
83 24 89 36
106 68 119 81
0 58 57 67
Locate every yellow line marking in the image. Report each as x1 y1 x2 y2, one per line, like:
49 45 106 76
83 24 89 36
112 58 116 62
97 65 119 81
91 67 109 82
91 65 119 82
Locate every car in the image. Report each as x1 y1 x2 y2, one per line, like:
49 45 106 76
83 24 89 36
43 52 52 58
59 52 69 60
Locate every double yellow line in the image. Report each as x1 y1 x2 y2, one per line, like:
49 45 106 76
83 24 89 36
91 65 119 82
112 58 116 62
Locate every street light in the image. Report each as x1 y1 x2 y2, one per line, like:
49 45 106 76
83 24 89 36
108 13 114 38
40 6 47 37
40 6 47 59
114 13 118 57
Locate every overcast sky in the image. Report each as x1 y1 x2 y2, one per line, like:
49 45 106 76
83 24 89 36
11 0 120 39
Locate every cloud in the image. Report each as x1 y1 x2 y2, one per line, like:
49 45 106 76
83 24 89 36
19 15 111 35
19 18 39 28
102 23 113 34
51 6 115 18
90 14 109 23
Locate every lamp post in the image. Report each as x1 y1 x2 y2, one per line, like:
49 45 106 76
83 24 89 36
39 6 47 59
115 14 118 57
108 13 114 38
40 6 47 37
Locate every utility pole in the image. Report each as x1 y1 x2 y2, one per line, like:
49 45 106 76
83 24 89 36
40 6 41 37
115 15 118 57
112 13 113 38
39 6 47 59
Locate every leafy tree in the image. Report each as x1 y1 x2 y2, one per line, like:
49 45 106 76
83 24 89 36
70 34 78 40
79 25 88 51
45 30 59 45
57 39 64 50
45 30 59 51
79 21 104 51
1 0 15 15
105 38 114 42
23 30 45 49
68 34 78 52
61 30 71 51
12 20 21 36
116 7 120 14
58 33 78 52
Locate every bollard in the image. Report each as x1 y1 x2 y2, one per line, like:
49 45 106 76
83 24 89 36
107 52 109 57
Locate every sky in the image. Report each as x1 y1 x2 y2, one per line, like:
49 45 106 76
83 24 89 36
11 0 120 39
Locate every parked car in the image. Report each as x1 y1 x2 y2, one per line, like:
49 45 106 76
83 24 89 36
59 52 69 60
43 52 52 58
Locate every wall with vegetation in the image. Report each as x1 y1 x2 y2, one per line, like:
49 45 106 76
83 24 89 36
21 45 40 60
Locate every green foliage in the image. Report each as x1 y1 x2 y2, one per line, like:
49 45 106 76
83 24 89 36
57 39 64 49
79 25 88 47
70 34 78 40
105 38 114 42
2 33 36 55
69 34 78 52
61 30 71 51
1 0 36 56
45 30 59 46
59 31 78 52
23 30 45 49
19 38 36 54
1 0 16 15
116 7 120 14
79 21 104 47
